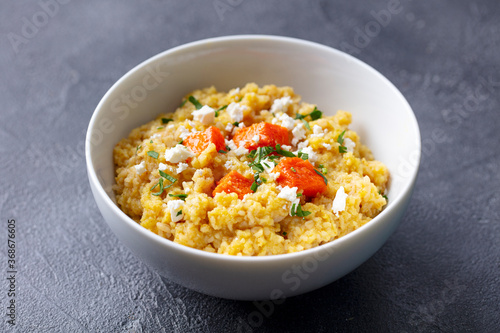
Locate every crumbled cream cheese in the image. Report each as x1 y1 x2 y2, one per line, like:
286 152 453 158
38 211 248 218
322 143 332 150
277 186 300 215
260 158 275 173
134 161 147 175
158 163 168 171
227 102 247 122
225 123 234 132
164 144 194 163
292 123 307 145
276 113 296 130
270 96 292 114
344 138 356 153
300 146 318 163
176 162 188 174
297 140 309 150
167 200 184 223
150 133 162 139
192 105 215 125
310 124 325 138
332 186 348 217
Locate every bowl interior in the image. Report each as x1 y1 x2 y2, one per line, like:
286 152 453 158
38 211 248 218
87 35 420 238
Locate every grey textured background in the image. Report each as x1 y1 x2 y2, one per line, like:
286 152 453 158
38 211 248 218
1 0 499 332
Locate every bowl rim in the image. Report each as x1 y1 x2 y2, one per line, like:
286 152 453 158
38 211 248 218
86 34 421 263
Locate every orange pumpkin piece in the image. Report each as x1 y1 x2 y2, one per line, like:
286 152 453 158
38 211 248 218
183 126 226 154
274 157 327 197
212 171 254 199
232 122 290 151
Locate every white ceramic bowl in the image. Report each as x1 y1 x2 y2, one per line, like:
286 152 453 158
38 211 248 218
86 35 420 300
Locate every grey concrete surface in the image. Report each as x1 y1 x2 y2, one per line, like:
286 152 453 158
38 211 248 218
1 0 499 332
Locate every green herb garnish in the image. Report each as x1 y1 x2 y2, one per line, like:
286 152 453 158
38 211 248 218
314 168 328 185
157 127 164 130
275 144 296 157
136 145 142 154
250 181 259 192
291 203 311 218
337 130 347 154
232 122 239 126
151 178 164 196
188 96 203 110
178 139 184 145
283 232 287 236
147 151 159 159
291 167 297 173
180 99 187 107
176 210 183 216
297 151 308 160
169 194 188 201
225 145 231 151
218 150 227 154
150 140 153 143
215 105 228 117
379 190 388 201
294 107 323 130
162 118 173 124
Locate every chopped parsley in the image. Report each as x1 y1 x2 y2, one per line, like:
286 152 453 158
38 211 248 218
188 96 203 110
275 144 296 158
147 151 159 159
161 118 173 124
169 194 188 201
136 145 142 154
282 231 287 236
151 171 177 196
319 164 328 174
232 122 239 126
291 203 311 218
337 130 348 154
225 145 231 151
295 106 323 130
176 210 183 216
291 167 297 173
218 150 227 154
178 139 184 145
215 105 228 117
379 190 388 201
157 126 164 130
314 168 328 185
180 99 187 107
238 96 243 102
151 178 164 196
150 140 153 143
297 151 308 160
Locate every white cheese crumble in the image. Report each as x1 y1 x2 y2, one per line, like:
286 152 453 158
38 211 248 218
260 158 275 174
176 162 188 174
158 163 168 171
227 102 247 122
167 200 184 223
164 144 194 163
150 133 162 139
322 143 332 150
226 139 248 156
300 146 318 163
297 140 309 150
344 138 356 153
281 145 292 151
275 113 296 130
269 172 280 180
252 135 260 143
332 186 348 217
192 105 215 125
134 161 147 175
277 186 300 215
229 87 240 95
225 123 234 132
292 123 307 145
179 126 191 140
270 96 292 114
238 122 245 128
310 124 325 138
